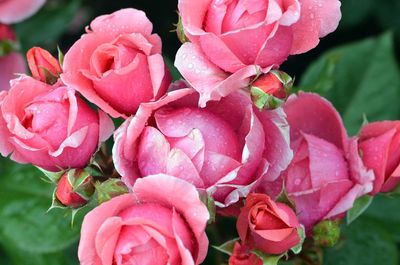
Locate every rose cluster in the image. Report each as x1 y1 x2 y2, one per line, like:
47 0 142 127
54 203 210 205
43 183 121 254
1 1 399 265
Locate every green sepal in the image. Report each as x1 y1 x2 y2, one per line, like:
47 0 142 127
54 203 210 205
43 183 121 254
291 225 306 254
175 13 189 44
36 167 65 184
276 185 296 211
95 178 129 204
57 45 64 67
252 250 286 265
40 67 59 85
0 40 18 56
84 163 104 177
199 191 216 224
346 195 374 225
67 169 94 200
212 238 239 256
251 86 285 110
48 189 68 212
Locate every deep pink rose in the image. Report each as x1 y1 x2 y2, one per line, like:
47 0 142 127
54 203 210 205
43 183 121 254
61 8 171 118
237 193 300 255
0 0 45 24
78 174 209 265
175 0 341 106
0 24 25 91
359 121 400 194
281 92 374 231
0 76 114 171
113 86 292 207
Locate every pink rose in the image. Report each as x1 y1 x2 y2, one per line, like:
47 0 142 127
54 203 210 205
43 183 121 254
62 8 171 118
282 92 374 231
0 0 45 24
237 193 300 255
0 76 114 171
359 121 400 194
229 242 262 265
0 24 25 91
113 87 292 207
78 174 209 265
175 0 341 106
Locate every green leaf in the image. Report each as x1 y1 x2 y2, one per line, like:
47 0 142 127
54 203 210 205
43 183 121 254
212 238 239 256
300 32 400 135
346 195 374 225
324 217 398 265
0 158 81 254
14 0 81 52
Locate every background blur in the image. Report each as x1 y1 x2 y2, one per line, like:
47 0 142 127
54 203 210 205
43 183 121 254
1 0 400 264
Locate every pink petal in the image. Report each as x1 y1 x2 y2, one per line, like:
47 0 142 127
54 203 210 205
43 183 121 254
0 0 45 24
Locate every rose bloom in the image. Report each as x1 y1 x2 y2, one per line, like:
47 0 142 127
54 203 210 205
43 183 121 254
282 92 374 231
62 8 171 118
0 0 45 24
229 242 262 265
175 0 341 106
113 85 292 207
0 76 114 171
78 174 209 265
237 193 300 255
0 24 25 91
359 121 400 194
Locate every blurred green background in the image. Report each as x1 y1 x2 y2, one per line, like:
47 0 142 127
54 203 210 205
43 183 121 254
1 0 400 264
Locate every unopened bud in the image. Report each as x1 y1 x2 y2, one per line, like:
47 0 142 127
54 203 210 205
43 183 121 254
27 47 62 84
55 170 94 208
313 220 341 247
253 72 286 99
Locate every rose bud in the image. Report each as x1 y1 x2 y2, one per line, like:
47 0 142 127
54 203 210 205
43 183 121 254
236 193 301 255
27 47 62 84
0 0 45 24
0 24 25 91
62 8 171 118
113 87 292 208
78 174 209 265
312 220 341 247
281 92 374 233
55 170 94 208
252 72 287 99
175 0 341 106
0 76 114 171
229 242 262 265
359 121 400 194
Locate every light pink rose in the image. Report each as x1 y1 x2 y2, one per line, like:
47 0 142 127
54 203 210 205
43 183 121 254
113 85 292 207
0 76 114 171
281 92 374 232
359 121 400 194
78 174 209 265
0 0 45 24
0 24 25 91
62 8 171 118
175 0 341 106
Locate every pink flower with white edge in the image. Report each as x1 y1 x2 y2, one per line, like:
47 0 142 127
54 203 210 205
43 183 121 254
175 0 341 106
0 0 45 24
0 76 114 171
280 92 374 232
113 84 292 207
78 174 209 265
359 121 400 194
62 8 171 118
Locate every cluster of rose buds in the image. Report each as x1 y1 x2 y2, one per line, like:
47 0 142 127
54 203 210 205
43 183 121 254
1 1 399 265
